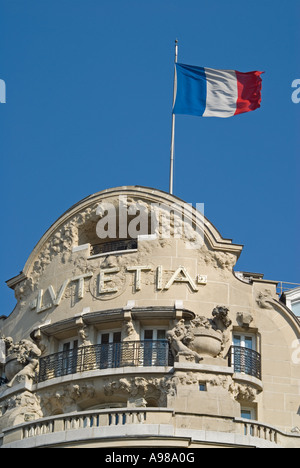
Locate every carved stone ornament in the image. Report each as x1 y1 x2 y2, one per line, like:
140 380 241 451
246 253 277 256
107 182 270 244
291 426 300 434
41 384 95 415
104 376 176 407
166 320 203 363
167 307 232 362
122 320 135 339
3 337 42 388
229 382 257 402
256 289 273 309
29 203 99 285
236 312 254 329
0 391 43 431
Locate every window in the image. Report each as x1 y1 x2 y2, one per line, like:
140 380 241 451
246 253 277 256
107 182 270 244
58 338 79 376
199 383 207 392
99 331 121 345
142 329 167 341
142 328 168 366
231 333 261 379
284 287 300 317
292 300 300 317
59 338 79 353
241 409 252 420
241 407 256 420
233 334 256 351
232 334 255 375
98 330 121 369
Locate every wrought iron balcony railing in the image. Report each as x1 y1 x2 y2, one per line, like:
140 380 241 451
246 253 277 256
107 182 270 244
228 346 262 380
90 239 138 257
38 341 173 383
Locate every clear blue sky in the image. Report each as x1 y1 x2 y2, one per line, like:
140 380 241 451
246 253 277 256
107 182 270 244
0 0 299 315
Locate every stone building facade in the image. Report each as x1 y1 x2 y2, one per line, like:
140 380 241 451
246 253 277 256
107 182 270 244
0 186 299 448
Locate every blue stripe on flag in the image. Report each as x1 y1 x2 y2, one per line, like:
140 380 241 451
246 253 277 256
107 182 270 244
173 63 207 116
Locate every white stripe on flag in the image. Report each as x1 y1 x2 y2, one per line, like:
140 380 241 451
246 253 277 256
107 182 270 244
203 68 238 118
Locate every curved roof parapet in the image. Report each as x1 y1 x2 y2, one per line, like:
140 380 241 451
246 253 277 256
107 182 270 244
7 186 244 290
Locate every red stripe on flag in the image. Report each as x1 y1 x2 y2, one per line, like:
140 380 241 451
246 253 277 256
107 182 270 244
235 70 264 115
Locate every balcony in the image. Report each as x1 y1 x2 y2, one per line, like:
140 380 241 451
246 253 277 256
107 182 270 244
1 408 287 448
38 341 173 383
36 343 262 383
90 239 138 257
228 346 262 380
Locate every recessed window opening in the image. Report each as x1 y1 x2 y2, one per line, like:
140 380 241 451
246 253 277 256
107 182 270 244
97 330 122 370
141 328 168 367
199 383 207 392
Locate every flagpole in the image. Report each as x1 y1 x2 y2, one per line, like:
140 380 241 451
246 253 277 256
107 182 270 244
169 39 178 195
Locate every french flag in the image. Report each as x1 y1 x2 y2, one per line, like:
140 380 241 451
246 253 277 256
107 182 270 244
173 63 264 118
